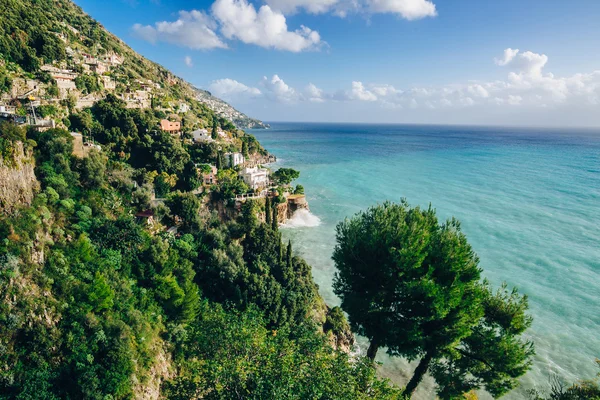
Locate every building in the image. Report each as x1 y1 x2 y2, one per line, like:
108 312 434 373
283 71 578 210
224 152 245 168
89 62 107 74
191 129 213 143
240 167 269 190
101 75 116 90
199 164 218 185
178 103 190 113
135 210 155 227
159 119 181 134
103 53 123 66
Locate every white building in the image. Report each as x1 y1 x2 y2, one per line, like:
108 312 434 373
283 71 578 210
224 152 245 168
240 167 269 190
191 129 213 143
178 103 190 113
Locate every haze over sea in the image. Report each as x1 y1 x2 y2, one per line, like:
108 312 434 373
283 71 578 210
251 122 600 398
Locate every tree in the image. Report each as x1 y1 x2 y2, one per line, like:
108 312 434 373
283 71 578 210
332 200 534 398
272 201 278 231
166 192 202 232
265 197 272 226
177 160 201 192
211 118 218 140
273 168 300 185
215 151 222 170
286 240 293 271
242 140 249 158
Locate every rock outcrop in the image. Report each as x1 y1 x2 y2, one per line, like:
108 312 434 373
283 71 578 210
0 141 39 215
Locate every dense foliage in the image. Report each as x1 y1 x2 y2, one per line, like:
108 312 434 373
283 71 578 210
333 200 535 399
0 117 400 398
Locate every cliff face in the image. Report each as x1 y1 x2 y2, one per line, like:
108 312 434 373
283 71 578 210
0 141 39 215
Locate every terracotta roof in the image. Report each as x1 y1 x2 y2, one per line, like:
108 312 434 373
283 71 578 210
159 119 181 132
135 209 154 218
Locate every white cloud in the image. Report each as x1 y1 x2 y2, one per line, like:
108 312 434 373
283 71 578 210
265 0 437 19
367 0 436 19
206 48 600 125
494 48 519 66
184 56 193 67
306 83 325 102
371 84 402 97
507 94 522 105
348 81 378 101
132 10 227 49
467 84 489 98
261 75 300 102
133 0 323 52
265 0 339 14
212 0 324 52
208 78 262 100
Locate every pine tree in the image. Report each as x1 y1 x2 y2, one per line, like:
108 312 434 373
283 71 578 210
242 140 249 158
181 281 201 323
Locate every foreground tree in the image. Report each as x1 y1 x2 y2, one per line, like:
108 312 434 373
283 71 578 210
332 200 534 398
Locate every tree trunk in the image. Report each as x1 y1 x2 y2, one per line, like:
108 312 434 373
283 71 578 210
403 351 434 398
366 337 379 361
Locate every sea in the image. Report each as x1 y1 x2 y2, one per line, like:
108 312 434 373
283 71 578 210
249 122 600 399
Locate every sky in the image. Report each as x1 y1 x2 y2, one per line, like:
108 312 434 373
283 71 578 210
74 0 600 127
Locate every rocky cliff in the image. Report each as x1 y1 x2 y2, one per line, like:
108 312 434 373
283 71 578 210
0 141 39 215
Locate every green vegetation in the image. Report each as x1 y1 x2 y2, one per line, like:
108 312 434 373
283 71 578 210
333 200 535 399
273 167 300 185
75 73 103 94
528 362 600 399
0 104 400 398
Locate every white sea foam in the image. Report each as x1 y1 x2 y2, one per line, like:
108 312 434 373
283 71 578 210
282 209 321 228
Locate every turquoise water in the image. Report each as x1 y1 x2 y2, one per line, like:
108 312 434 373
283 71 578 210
250 123 600 398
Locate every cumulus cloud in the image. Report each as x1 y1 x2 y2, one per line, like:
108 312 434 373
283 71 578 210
132 10 227 49
306 83 325 102
264 0 437 19
265 0 340 14
133 0 323 52
367 0 437 20
494 48 519 66
208 48 600 120
184 56 193 67
208 78 262 100
212 0 323 52
261 75 300 102
348 81 378 101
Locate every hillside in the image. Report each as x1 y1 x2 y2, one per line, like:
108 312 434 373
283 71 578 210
196 87 269 129
0 1 406 399
0 0 266 130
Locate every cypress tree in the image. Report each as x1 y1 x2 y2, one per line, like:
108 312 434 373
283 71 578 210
265 197 272 226
279 232 284 263
286 240 293 271
216 151 222 170
211 118 219 140
272 200 278 231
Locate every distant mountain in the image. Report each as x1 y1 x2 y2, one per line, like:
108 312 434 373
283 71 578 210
195 88 269 129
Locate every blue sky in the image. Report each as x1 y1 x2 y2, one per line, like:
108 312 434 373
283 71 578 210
75 0 600 126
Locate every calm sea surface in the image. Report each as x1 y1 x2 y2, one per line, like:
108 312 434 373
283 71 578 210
250 123 600 398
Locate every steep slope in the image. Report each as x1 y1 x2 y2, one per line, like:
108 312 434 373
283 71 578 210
0 0 266 129
196 87 269 129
